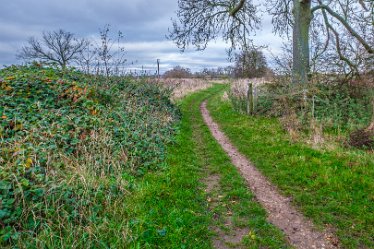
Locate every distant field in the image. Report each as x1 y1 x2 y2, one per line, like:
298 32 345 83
160 78 213 100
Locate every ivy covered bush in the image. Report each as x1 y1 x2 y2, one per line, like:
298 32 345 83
0 64 179 246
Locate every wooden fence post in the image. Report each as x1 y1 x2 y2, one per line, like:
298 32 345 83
247 82 254 115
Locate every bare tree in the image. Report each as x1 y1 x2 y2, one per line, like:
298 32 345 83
77 42 97 74
233 48 268 78
169 0 374 84
96 25 127 77
17 29 88 70
270 0 373 81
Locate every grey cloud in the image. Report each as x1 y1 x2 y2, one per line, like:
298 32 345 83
0 0 282 71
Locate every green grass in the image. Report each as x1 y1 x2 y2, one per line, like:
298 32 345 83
124 84 290 248
207 85 374 248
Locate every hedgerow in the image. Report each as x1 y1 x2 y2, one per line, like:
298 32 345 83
0 64 179 246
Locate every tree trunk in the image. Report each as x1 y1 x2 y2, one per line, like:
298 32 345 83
292 0 312 84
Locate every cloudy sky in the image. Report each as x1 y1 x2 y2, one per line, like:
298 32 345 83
0 0 284 73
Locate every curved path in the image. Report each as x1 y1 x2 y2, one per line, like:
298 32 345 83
200 101 338 249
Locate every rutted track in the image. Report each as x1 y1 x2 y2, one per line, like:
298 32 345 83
200 101 338 249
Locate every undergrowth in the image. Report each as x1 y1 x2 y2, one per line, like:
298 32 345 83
0 64 179 246
228 79 373 149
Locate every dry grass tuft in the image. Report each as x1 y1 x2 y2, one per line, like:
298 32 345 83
229 77 270 99
309 119 325 147
160 78 213 100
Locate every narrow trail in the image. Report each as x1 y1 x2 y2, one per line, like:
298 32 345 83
200 101 338 249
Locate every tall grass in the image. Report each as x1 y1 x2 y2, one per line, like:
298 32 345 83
160 78 213 100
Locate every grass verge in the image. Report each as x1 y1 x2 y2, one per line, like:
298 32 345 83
207 86 374 248
125 84 289 248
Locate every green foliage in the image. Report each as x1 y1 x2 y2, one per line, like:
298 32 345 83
208 89 374 248
0 64 179 246
312 83 372 131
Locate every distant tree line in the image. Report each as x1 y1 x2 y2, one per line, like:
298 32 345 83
163 48 271 79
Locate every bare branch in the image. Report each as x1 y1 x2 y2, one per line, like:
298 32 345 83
358 0 369 11
312 4 374 54
319 6 359 74
266 0 293 37
168 0 260 52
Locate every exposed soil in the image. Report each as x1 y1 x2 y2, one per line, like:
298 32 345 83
204 174 220 193
202 173 249 249
212 224 248 249
201 101 339 249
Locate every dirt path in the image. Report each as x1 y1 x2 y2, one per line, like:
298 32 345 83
200 101 338 249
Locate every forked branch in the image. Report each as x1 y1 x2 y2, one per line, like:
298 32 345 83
230 0 246 17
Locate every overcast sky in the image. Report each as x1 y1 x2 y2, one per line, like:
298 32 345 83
0 0 284 73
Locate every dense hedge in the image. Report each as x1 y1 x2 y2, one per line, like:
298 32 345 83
0 64 179 245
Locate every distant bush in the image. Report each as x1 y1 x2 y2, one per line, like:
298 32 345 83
163 66 192 78
0 64 179 246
